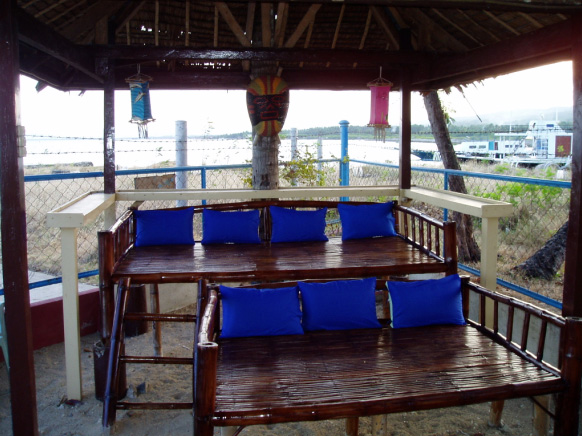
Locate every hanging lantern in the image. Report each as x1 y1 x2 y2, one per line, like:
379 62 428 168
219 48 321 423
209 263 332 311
126 69 155 138
246 76 289 137
367 70 392 142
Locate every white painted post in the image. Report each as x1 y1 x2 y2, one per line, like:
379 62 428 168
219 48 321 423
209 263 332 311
291 128 298 160
481 216 500 327
61 227 82 400
290 127 298 186
317 134 323 183
103 204 116 229
176 120 188 207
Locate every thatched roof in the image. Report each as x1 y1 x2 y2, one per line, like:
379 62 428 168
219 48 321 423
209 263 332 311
16 1 580 89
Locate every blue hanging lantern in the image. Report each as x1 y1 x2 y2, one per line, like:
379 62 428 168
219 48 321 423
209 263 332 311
126 68 154 138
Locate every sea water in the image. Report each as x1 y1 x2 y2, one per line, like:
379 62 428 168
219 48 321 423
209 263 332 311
23 136 436 169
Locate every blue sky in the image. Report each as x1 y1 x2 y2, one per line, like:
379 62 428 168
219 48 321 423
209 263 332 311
19 61 573 138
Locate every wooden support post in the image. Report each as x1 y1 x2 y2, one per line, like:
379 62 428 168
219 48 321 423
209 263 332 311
61 228 83 400
563 13 582 318
150 284 163 357
103 278 131 429
488 400 504 428
345 417 358 436
371 414 387 436
399 72 411 190
533 395 549 436
101 57 116 194
554 317 582 436
194 342 218 436
0 1 38 433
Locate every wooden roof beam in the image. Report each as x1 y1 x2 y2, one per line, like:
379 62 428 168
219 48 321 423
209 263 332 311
483 10 520 35
261 3 273 47
284 4 321 48
519 11 544 29
412 18 573 89
115 1 147 35
34 0 68 19
370 6 400 50
246 2 256 42
16 9 104 84
216 0 582 15
431 9 481 46
387 6 418 50
59 0 124 42
457 10 501 45
416 49 571 91
86 67 404 91
408 8 468 52
96 45 426 66
353 8 373 68
216 2 252 47
274 2 289 47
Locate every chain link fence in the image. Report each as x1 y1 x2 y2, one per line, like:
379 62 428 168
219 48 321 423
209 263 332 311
12 137 572 312
351 160 571 309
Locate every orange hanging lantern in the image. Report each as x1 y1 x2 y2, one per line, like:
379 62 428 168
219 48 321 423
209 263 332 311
246 76 289 137
367 69 392 142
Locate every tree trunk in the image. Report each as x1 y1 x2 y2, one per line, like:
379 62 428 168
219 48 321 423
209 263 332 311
514 221 568 280
423 90 481 262
252 133 279 190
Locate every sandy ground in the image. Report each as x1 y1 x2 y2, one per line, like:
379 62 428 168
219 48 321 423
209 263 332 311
0 307 554 436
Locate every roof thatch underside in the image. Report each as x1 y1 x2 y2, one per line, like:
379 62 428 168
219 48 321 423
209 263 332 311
16 0 582 92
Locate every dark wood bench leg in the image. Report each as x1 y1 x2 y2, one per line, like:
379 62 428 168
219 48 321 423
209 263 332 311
194 342 218 436
488 400 504 427
149 284 162 357
533 395 550 436
103 278 132 429
346 417 358 436
554 318 582 436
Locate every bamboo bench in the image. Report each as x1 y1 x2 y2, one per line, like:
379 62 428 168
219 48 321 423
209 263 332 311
98 199 458 341
194 278 582 436
99 199 458 429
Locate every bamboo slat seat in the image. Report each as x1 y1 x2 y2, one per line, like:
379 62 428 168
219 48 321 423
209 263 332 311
212 326 563 426
111 236 447 284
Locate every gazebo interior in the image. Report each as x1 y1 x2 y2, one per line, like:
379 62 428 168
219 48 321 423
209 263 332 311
1 0 581 435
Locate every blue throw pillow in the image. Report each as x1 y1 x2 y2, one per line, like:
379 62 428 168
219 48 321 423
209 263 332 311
270 206 329 243
220 285 303 338
298 278 381 331
201 209 261 244
134 207 195 247
387 274 466 329
338 202 397 240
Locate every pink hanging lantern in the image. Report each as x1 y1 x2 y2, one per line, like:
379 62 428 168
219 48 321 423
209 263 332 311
367 70 392 142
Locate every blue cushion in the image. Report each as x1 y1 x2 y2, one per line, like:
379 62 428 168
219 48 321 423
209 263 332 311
270 206 329 243
134 207 195 247
220 285 303 338
298 278 381 331
338 202 397 240
201 209 261 244
387 274 466 329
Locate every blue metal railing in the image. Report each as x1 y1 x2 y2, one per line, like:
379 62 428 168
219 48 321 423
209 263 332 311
3 159 569 310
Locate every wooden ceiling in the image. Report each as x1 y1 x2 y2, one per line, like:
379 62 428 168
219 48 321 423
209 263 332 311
15 0 581 92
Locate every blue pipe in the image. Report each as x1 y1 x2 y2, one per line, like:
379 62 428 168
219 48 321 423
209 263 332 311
339 120 350 201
